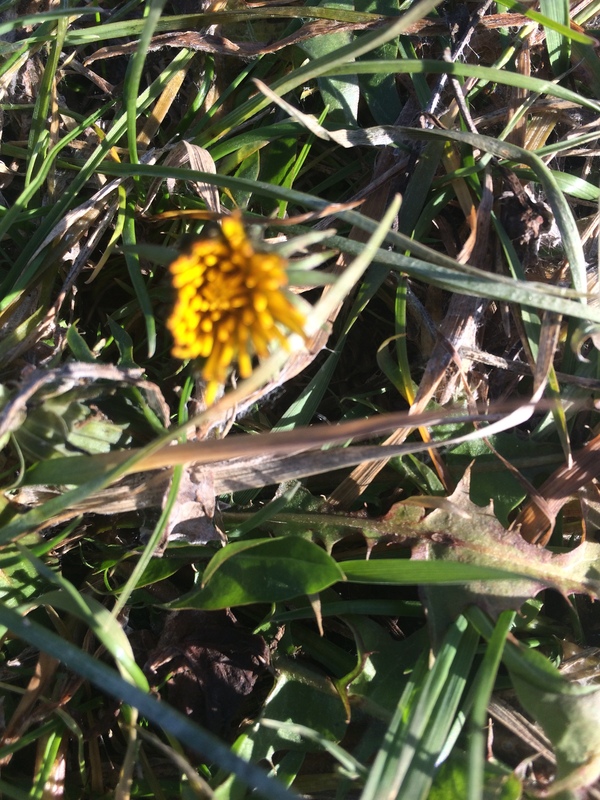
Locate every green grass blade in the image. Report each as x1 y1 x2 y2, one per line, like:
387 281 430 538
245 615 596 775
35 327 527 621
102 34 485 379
464 610 516 800
323 59 600 113
360 615 477 800
123 0 167 165
495 0 592 44
123 197 156 356
540 0 571 74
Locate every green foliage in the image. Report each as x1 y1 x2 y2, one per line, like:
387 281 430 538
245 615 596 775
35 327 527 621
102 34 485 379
169 537 345 609
430 755 522 800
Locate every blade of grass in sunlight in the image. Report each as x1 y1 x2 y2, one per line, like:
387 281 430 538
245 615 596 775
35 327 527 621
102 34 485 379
540 0 571 75
465 610 516 800
0 49 196 300
123 0 167 165
360 616 478 800
123 198 156 356
198 0 444 143
496 0 591 44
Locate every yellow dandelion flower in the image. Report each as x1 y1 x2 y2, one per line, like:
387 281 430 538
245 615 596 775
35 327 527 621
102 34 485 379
167 212 307 404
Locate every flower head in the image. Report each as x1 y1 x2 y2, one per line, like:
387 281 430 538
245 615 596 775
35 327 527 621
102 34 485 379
167 212 307 403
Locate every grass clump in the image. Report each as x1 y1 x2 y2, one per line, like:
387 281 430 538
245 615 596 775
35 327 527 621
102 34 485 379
1 0 600 798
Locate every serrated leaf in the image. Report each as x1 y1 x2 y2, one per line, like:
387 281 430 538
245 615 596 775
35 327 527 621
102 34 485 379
411 473 600 630
168 537 345 610
225 483 426 552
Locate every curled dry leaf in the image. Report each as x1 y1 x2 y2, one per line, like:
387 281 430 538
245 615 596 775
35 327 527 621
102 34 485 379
80 12 535 69
142 142 220 214
513 430 600 545
11 402 551 535
144 466 226 555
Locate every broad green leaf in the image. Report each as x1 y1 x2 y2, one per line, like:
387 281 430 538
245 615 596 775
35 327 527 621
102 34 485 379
66 326 96 362
510 658 600 795
107 317 137 369
214 663 348 798
257 665 348 754
300 11 360 127
116 556 191 591
168 537 345 609
343 615 428 711
261 719 367 780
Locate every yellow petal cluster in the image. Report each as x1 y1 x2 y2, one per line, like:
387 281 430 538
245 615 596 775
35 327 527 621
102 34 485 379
167 212 306 403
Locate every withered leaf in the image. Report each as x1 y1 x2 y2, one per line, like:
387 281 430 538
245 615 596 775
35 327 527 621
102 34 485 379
84 19 379 64
496 166 552 267
144 610 269 737
163 466 225 546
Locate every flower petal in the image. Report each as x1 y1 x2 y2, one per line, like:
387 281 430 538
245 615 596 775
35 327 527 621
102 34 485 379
167 211 307 402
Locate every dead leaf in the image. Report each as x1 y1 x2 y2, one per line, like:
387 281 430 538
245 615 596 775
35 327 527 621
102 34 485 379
0 651 59 765
513 430 600 545
144 610 269 737
144 466 226 554
497 166 552 267
142 142 220 214
84 19 381 64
